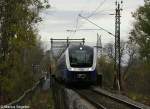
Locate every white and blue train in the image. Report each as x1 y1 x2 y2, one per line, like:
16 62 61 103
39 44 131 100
55 45 98 85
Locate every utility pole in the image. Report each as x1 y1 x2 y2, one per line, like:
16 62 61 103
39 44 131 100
114 0 123 91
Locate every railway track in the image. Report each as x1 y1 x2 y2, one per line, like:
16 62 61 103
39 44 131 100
74 88 150 109
75 89 107 109
53 79 150 109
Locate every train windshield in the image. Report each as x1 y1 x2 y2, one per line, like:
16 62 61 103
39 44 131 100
69 47 93 67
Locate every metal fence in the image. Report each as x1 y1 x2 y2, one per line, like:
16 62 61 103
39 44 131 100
4 77 45 107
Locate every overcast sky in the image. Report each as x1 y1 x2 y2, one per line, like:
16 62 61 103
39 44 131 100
38 0 144 46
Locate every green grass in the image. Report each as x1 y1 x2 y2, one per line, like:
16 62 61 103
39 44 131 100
127 92 150 106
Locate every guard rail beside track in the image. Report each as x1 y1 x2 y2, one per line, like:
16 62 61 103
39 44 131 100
4 77 45 106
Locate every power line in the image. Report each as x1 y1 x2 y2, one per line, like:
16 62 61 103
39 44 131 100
75 15 79 30
66 28 103 32
70 11 83 37
86 0 107 18
66 14 79 37
79 14 115 37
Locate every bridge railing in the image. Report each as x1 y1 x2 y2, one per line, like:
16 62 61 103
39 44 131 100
4 76 45 106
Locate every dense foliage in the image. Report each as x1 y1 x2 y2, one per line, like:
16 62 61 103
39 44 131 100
127 1 150 103
0 0 49 104
130 0 150 63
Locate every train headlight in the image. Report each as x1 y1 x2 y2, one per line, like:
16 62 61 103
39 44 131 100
88 68 92 71
71 68 74 71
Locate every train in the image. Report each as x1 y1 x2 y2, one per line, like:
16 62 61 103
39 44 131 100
54 44 100 85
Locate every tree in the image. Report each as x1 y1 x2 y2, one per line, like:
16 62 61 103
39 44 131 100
0 0 50 104
130 0 150 63
126 1 150 98
100 41 138 90
97 56 115 88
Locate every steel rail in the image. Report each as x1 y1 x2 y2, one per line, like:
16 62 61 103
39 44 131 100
74 89 107 109
91 87 150 109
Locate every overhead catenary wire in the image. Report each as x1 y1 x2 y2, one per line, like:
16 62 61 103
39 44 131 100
66 0 117 38
66 13 79 37
67 29 103 32
79 14 115 37
86 0 107 18
69 10 84 37
70 0 109 35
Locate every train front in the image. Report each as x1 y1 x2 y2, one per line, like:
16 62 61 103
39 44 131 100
65 45 97 85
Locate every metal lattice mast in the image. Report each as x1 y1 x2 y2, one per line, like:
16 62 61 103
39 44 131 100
114 1 123 91
97 33 102 57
